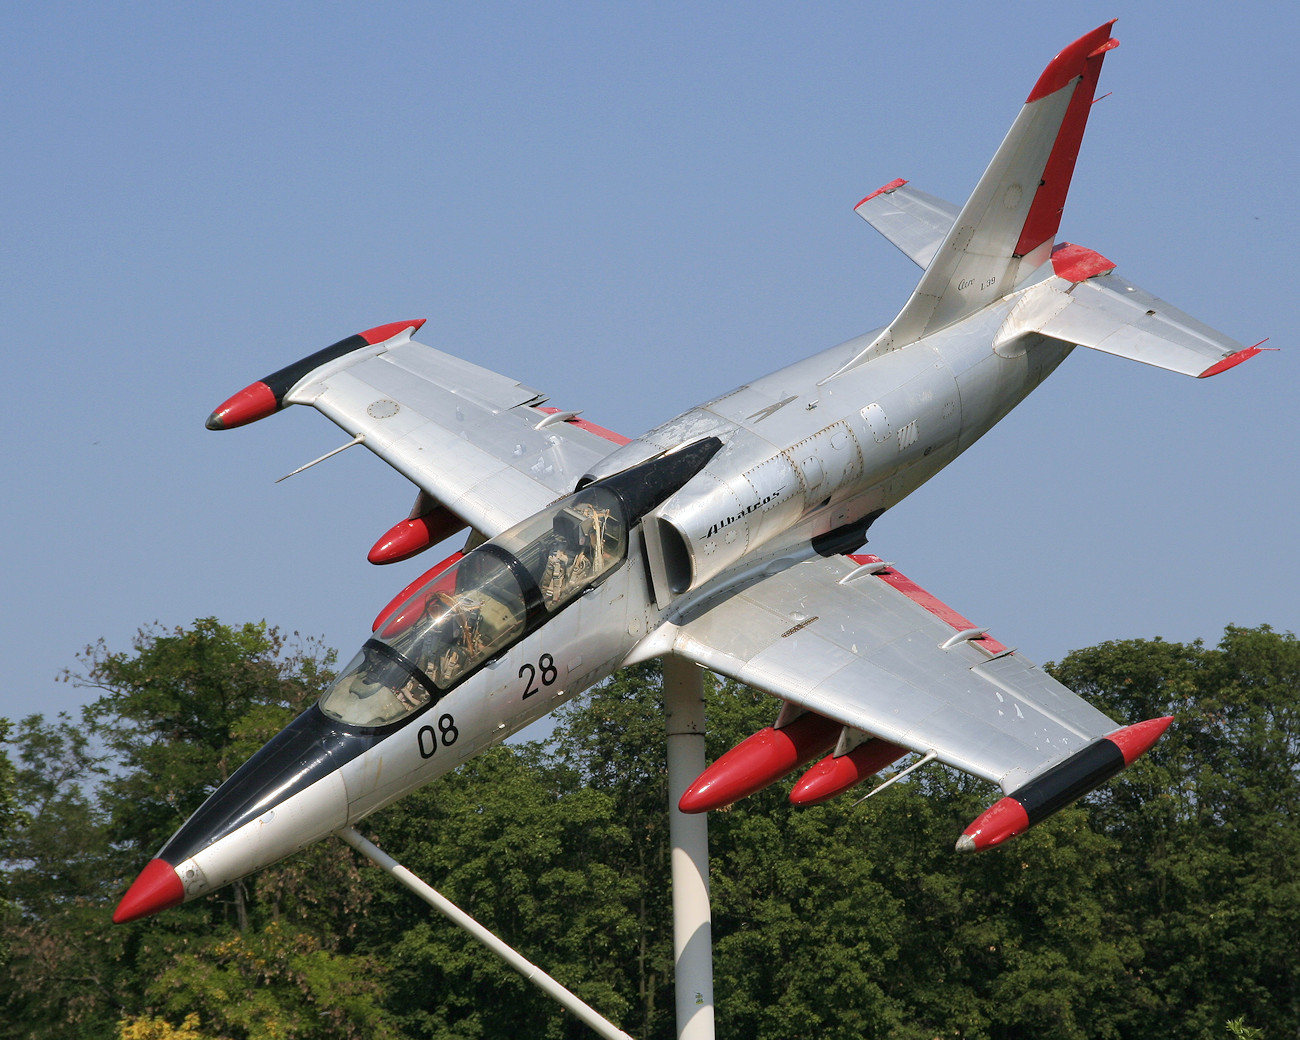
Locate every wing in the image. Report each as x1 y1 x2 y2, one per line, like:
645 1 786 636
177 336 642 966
672 552 1122 793
209 321 629 539
672 551 1172 848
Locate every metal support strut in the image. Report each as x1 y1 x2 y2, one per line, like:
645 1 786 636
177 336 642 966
663 655 716 1040
337 826 634 1040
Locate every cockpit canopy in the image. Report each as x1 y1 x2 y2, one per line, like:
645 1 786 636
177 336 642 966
319 485 627 728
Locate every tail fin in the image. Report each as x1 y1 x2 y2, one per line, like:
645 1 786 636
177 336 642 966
831 22 1118 378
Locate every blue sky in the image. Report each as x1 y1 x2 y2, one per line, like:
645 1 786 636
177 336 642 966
4 3 1294 729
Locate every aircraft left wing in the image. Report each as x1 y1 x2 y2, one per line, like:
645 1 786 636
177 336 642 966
208 321 628 539
670 552 1165 846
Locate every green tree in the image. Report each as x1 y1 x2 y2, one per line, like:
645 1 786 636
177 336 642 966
354 628 1297 1039
4 713 110 914
0 713 124 1037
0 717 29 945
118 1010 210 1039
0 620 394 1040
360 663 677 1040
1225 1018 1264 1040
4 620 1295 1039
701 679 1145 1040
1051 625 1300 1040
0 719 25 852
78 619 333 863
142 921 399 1040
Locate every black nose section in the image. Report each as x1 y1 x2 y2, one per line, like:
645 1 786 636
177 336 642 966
155 706 382 867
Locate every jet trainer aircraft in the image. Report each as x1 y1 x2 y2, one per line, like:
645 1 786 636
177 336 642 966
116 22 1263 923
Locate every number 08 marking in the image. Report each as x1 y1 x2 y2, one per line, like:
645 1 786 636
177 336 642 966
417 714 459 759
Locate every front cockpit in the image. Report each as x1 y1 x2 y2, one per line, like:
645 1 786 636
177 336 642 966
319 485 628 728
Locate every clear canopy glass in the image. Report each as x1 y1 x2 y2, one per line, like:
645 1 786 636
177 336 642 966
318 485 627 728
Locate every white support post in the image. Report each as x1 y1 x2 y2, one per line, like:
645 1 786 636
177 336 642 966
662 655 716 1040
337 826 635 1040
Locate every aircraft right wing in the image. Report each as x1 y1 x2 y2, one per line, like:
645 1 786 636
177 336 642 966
670 552 1169 849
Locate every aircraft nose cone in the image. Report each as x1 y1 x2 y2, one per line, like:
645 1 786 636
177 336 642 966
113 859 185 923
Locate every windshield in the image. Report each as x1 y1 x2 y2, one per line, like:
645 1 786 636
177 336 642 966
316 643 433 728
318 486 626 728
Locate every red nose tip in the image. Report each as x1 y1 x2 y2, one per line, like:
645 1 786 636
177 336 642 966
113 859 185 923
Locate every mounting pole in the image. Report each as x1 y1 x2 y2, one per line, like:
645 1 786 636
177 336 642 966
662 655 716 1040
337 826 634 1040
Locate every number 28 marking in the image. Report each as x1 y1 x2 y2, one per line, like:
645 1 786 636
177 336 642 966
520 653 559 698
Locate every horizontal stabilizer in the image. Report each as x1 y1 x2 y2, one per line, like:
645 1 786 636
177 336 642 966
997 254 1260 378
854 180 959 269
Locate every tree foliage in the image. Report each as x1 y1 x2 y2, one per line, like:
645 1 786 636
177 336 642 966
361 663 676 1040
1 621 1296 1039
0 620 392 1040
1050 625 1300 1038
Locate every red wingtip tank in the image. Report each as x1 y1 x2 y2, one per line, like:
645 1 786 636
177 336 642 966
206 320 426 430
957 715 1173 852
